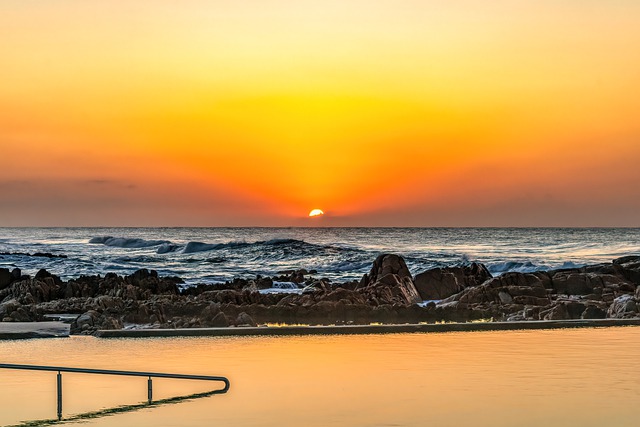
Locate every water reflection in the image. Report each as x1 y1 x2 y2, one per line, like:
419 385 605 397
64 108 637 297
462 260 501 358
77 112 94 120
1 328 640 426
6 389 224 427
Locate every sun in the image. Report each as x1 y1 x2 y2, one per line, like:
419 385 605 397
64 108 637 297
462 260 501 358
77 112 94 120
308 209 324 217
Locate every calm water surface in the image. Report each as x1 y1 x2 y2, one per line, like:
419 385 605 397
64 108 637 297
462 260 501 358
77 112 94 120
1 327 640 426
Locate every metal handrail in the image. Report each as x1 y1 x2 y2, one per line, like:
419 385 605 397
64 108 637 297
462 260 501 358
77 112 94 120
0 363 230 421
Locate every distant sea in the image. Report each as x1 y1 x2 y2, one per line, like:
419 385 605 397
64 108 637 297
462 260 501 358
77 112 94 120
0 228 638 286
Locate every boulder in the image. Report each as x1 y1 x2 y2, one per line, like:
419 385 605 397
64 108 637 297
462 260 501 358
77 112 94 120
358 254 421 305
443 272 550 306
235 312 257 327
0 299 20 318
414 263 492 300
210 312 229 327
581 304 607 319
360 254 412 285
75 310 99 329
614 257 640 285
607 294 638 318
0 268 13 290
613 255 640 265
540 303 569 320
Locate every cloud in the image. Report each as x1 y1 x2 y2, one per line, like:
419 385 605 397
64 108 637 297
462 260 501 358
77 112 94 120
78 179 137 190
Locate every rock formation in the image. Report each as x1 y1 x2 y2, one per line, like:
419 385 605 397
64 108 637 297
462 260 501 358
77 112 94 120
0 254 639 334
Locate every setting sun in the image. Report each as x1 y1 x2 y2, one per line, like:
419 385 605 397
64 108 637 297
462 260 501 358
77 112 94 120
309 209 324 218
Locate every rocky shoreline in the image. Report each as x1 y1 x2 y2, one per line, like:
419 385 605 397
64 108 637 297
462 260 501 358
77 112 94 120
1 254 640 336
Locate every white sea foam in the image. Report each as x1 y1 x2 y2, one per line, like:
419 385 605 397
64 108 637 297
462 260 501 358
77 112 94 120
89 236 169 248
259 282 303 294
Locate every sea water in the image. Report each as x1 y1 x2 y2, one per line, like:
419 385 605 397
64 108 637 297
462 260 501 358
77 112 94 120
0 228 638 285
1 327 640 426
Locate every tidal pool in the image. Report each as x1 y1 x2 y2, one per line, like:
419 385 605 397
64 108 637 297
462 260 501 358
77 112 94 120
1 327 639 426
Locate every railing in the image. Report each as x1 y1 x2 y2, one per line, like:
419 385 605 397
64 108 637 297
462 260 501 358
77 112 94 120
0 363 230 421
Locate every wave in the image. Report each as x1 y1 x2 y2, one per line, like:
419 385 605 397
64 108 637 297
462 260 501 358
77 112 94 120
317 260 372 273
487 261 540 274
89 236 170 248
259 281 303 294
264 238 302 245
157 243 182 254
487 260 585 275
182 241 249 254
171 238 357 255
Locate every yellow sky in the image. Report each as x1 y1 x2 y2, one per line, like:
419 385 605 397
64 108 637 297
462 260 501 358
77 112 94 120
1 0 639 226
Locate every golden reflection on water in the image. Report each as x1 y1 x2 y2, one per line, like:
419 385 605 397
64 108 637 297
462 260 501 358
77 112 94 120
1 327 640 426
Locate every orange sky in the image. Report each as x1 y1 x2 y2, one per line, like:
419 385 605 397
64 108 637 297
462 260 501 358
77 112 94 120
1 0 639 226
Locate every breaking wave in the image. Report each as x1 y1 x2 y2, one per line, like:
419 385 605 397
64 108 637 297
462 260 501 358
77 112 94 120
89 236 170 248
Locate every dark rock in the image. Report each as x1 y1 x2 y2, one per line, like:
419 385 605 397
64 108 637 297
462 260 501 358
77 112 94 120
415 263 493 300
360 254 412 286
358 254 421 305
552 272 633 296
0 299 20 318
255 277 273 290
414 268 462 300
0 268 13 290
581 304 607 319
235 312 257 327
613 255 640 265
10 307 33 322
32 252 68 259
211 312 229 327
540 303 569 320
444 272 550 306
607 295 638 318
75 310 99 329
565 301 587 319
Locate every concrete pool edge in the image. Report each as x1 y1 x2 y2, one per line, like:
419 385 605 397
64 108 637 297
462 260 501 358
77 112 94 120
94 318 640 338
0 322 70 340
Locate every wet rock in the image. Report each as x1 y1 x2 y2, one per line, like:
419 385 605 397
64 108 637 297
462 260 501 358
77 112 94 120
498 291 513 304
35 269 58 282
321 288 366 305
255 276 273 290
360 254 412 285
99 316 123 330
3 278 60 304
581 304 607 319
0 299 20 318
235 312 257 327
211 312 229 327
414 263 492 300
443 272 550 306
9 307 33 322
75 310 99 329
552 272 615 295
607 294 638 318
358 254 421 305
0 268 13 290
613 255 640 265
540 303 569 320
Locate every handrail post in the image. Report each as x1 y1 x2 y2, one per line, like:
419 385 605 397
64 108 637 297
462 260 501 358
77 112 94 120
57 371 63 421
148 376 153 404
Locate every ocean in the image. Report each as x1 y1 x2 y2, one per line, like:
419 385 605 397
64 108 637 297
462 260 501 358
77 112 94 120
0 228 638 286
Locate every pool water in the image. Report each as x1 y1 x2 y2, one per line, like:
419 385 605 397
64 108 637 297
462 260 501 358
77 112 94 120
1 327 639 426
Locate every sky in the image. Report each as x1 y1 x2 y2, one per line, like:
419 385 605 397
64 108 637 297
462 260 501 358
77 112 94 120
1 0 639 227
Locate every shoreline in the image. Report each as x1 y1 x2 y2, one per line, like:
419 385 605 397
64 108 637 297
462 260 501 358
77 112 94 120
2 253 640 335
95 318 640 338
